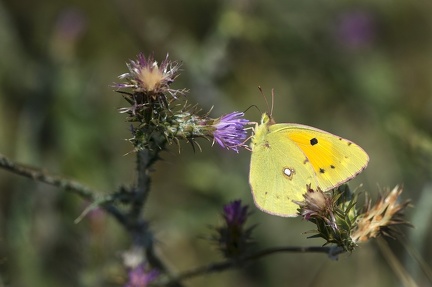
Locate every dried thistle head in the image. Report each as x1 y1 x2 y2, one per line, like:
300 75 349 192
351 185 412 244
296 184 412 252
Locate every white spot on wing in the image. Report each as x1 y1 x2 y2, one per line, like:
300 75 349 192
282 167 295 180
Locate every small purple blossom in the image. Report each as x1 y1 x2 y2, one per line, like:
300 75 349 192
223 200 249 226
125 264 159 287
213 112 249 152
215 200 254 258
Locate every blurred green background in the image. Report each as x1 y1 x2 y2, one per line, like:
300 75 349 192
0 0 431 286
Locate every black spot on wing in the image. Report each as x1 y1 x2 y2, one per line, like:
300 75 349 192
310 138 318 146
319 168 325 174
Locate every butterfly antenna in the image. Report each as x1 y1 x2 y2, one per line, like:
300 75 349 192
258 86 271 114
270 88 274 115
244 104 260 114
270 88 275 116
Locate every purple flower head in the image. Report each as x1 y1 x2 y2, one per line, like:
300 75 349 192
125 263 159 287
223 200 249 226
213 112 249 152
216 200 253 258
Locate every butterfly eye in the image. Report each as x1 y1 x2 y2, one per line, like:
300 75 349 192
282 167 295 180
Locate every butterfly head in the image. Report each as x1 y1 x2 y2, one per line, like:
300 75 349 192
261 112 276 126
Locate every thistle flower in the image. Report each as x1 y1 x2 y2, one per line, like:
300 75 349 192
296 186 339 230
351 185 412 243
114 54 249 153
295 185 357 251
296 184 411 252
214 200 254 259
124 263 159 287
127 108 250 152
114 53 186 120
211 112 249 152
115 53 182 97
223 200 249 226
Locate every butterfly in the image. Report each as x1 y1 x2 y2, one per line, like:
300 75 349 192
249 112 369 217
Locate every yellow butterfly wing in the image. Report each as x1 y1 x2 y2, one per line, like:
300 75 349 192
249 113 369 217
279 123 369 189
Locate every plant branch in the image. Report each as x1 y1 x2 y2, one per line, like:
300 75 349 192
153 245 345 286
0 153 99 200
0 153 130 226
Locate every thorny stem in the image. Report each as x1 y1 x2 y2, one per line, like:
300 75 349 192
152 245 344 286
127 137 182 285
129 149 158 219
